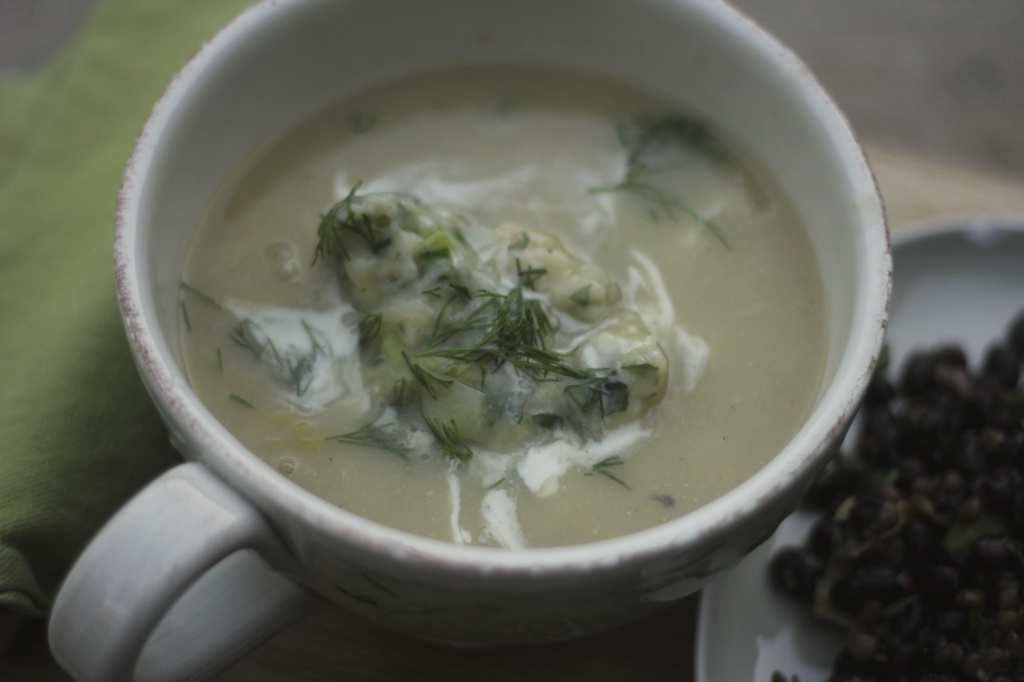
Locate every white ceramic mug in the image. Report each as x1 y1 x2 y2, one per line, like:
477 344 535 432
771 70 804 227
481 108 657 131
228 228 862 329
48 1 890 680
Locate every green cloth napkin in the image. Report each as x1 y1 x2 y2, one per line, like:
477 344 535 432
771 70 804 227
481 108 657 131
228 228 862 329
0 0 253 650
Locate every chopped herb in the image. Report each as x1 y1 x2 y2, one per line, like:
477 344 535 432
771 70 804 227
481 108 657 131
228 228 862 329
357 309 383 348
312 182 393 265
280 320 331 397
564 378 603 414
591 456 629 489
564 373 629 418
229 318 331 397
180 300 192 333
569 284 591 306
402 351 453 399
230 319 266 359
327 420 411 461
215 347 223 372
390 378 408 407
416 267 586 386
508 232 530 251
419 279 585 382
424 417 474 462
179 282 221 309
515 258 546 289
485 477 506 490
588 116 730 250
649 494 676 508
417 244 451 263
229 393 255 409
448 282 472 301
417 268 569 376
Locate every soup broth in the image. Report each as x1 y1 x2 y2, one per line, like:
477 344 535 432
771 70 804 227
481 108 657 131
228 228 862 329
179 65 827 548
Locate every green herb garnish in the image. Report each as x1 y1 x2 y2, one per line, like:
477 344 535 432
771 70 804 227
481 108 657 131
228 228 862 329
589 116 730 249
179 282 221 309
357 309 382 348
564 373 629 418
402 351 453 399
514 258 546 290
229 393 255 409
590 456 629 489
424 417 474 462
229 318 331 397
180 300 192 333
313 182 392 264
390 378 408 407
508 232 530 251
417 269 589 384
569 285 591 306
327 420 411 461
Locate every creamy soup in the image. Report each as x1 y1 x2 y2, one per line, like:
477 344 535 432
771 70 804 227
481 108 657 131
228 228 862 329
179 65 827 548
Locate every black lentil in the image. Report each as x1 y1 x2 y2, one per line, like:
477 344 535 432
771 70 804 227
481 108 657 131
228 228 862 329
769 308 1024 682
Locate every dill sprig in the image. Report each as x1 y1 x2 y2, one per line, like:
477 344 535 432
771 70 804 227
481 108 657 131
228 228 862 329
357 309 382 348
229 318 330 397
389 378 408 407
515 258 547 290
229 393 255 409
401 351 453 399
508 232 530 251
591 456 629 489
180 301 192 333
287 320 331 396
564 372 629 418
312 182 393 265
589 116 730 250
424 417 474 462
327 420 411 461
230 319 267 359
417 269 586 383
179 282 222 309
179 282 220 334
428 283 476 344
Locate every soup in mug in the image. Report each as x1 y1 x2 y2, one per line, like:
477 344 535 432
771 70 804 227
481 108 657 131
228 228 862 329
178 65 827 548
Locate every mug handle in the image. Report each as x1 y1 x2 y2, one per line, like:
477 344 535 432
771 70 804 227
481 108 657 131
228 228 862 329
48 462 327 682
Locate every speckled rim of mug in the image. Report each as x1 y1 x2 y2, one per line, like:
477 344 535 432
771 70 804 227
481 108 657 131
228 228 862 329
114 0 889 575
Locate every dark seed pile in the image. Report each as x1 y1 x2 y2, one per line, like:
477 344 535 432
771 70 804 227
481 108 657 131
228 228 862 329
770 309 1024 682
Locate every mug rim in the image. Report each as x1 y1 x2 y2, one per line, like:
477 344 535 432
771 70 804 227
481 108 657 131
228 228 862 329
114 0 890 574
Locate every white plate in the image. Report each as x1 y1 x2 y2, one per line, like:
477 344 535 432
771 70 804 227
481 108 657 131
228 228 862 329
695 217 1024 682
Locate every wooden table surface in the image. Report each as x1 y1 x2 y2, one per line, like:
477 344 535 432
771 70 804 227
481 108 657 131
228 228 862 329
3 2 1024 680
